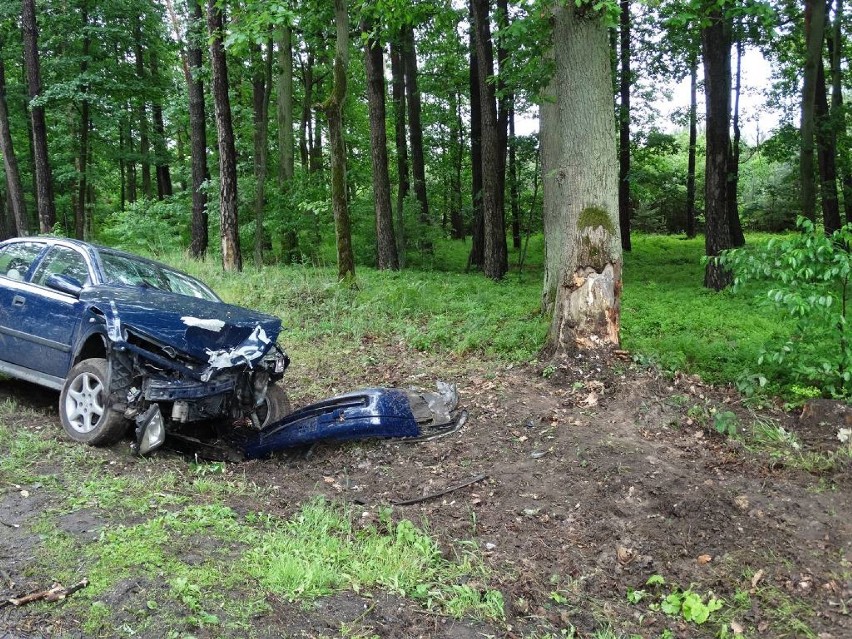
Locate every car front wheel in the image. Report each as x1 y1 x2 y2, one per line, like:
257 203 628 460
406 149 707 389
256 383 291 428
60 358 129 445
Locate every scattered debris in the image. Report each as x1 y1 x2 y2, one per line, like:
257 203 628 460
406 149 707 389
393 473 488 506
1 578 89 608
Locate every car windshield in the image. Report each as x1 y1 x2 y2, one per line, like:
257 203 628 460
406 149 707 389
98 251 219 302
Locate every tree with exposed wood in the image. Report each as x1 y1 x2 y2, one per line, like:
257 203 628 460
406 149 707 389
618 0 631 251
541 2 621 354
21 0 55 232
362 16 399 270
208 0 241 272
326 0 355 281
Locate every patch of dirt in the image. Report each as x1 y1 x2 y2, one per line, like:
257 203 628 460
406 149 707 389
1 344 850 638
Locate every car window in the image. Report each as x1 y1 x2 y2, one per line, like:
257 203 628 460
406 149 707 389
99 251 218 302
32 246 91 288
0 242 45 281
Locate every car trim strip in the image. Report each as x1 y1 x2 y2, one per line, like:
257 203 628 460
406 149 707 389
0 324 72 353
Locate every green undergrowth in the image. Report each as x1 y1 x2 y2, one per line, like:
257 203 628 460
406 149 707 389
167 233 806 396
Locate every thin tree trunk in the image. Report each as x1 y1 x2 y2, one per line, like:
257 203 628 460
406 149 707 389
208 0 241 271
686 50 698 238
508 104 520 248
125 109 137 204
0 43 28 236
390 40 408 264
402 25 429 222
496 0 509 234
702 9 733 290
815 58 841 232
21 0 55 232
468 13 483 269
727 32 745 246
253 39 273 267
187 0 208 258
326 0 354 281
363 18 398 270
310 76 323 173
472 0 507 280
800 0 826 222
299 53 312 171
451 89 465 241
151 52 172 200
828 0 851 224
277 23 294 184
133 17 151 200
618 0 632 251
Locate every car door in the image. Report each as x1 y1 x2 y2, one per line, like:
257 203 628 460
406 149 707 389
0 241 49 370
10 245 93 379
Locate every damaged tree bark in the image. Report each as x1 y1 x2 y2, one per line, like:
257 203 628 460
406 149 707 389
540 5 621 354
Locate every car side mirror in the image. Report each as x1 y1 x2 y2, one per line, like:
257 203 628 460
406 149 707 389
45 273 83 297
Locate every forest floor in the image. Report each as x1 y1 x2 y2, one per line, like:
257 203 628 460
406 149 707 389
0 339 850 639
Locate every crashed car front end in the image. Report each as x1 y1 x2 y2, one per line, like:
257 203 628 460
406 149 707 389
80 288 289 454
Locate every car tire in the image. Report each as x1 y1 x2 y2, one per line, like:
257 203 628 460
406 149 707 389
256 383 291 428
59 358 129 445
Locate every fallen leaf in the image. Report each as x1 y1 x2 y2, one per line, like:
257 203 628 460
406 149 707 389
616 545 636 565
730 621 744 635
582 392 598 407
19 490 29 498
697 554 712 565
734 495 750 510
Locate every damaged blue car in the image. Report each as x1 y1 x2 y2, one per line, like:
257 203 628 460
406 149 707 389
0 238 463 459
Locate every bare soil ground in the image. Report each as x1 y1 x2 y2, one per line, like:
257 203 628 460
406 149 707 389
1 343 850 638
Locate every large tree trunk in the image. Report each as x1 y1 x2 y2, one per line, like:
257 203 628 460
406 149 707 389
815 58 841 233
208 0 241 272
326 0 354 281
800 0 826 222
390 40 408 265
363 19 399 271
0 43 28 236
496 0 509 231
727 33 745 246
21 0 55 232
187 0 208 258
686 50 698 238
252 39 273 267
702 9 733 290
541 5 621 354
618 0 632 251
468 14 483 269
402 25 429 222
277 23 294 184
472 0 507 280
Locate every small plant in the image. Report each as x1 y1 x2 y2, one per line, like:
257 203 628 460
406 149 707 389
720 217 852 398
632 575 723 627
542 364 556 379
712 410 739 437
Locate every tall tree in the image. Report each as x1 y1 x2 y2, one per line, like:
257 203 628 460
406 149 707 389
252 39 273 266
618 0 631 251
799 0 826 222
389 41 408 264
702 7 733 290
467 11 484 269
363 16 399 270
0 37 28 236
186 0 209 258
828 0 851 223
685 48 698 238
541 3 621 353
277 22 294 184
75 0 91 239
150 51 173 200
472 0 507 280
21 0 55 232
208 0 241 271
133 15 152 199
727 30 745 246
326 0 354 281
401 24 428 222
815 57 841 232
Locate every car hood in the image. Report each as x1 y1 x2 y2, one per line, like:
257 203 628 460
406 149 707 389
81 285 282 366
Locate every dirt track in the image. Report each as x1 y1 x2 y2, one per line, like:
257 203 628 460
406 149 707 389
1 348 850 638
